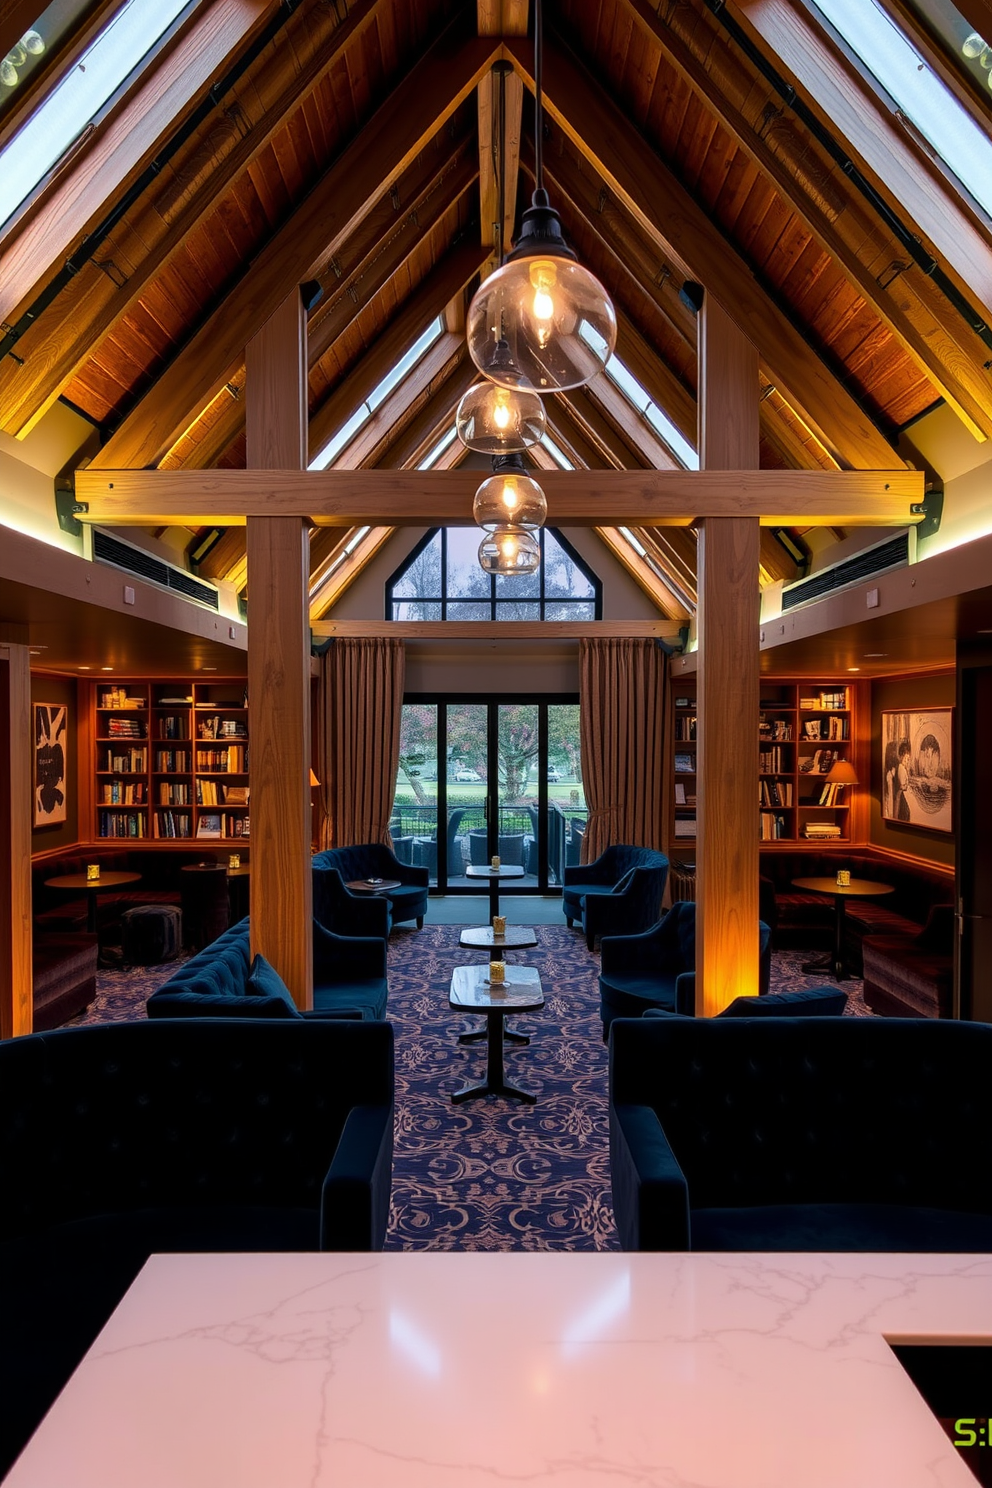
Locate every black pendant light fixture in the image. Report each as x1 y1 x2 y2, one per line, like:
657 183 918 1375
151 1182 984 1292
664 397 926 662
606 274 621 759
465 0 617 393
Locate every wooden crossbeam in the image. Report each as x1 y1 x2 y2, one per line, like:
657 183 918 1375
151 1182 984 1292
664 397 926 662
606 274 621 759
76 467 925 527
311 620 671 639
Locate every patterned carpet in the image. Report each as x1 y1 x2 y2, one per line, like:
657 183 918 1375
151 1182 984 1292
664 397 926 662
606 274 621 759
70 925 872 1251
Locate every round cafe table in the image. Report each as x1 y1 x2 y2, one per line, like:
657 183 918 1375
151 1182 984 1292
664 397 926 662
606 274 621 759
464 862 525 921
44 870 142 934
791 875 894 982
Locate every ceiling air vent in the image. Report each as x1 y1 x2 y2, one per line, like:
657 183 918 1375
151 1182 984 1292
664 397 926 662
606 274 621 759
781 531 912 612
93 530 220 611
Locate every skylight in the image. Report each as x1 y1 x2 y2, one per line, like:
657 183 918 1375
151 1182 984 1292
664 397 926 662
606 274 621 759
811 0 992 220
604 353 698 469
417 424 458 469
311 317 444 470
0 0 194 233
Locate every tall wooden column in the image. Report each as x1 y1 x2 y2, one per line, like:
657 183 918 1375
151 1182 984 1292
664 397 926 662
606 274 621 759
696 294 761 1014
245 289 313 1007
0 644 33 1037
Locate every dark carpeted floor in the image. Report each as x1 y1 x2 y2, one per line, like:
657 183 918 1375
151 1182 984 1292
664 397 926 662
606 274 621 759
70 924 872 1250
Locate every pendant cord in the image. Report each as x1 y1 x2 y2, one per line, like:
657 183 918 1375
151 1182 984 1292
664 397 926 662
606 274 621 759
535 0 543 194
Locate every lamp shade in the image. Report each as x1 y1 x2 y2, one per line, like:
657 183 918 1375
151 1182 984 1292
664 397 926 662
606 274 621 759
825 760 858 785
477 525 541 575
309 769 320 787
456 379 546 454
473 456 547 531
466 193 617 393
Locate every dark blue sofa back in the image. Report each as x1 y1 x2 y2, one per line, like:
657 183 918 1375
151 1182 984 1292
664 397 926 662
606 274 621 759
610 1017 992 1215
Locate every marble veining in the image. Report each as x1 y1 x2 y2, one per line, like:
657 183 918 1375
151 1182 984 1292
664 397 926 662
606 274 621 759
5 1252 990 1488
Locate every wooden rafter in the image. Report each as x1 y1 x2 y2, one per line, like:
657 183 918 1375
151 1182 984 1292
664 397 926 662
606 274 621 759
377 356 476 469
503 31 901 469
75 466 924 527
322 334 466 471
477 1 527 268
617 0 992 441
88 19 499 471
309 526 395 618
733 0 992 327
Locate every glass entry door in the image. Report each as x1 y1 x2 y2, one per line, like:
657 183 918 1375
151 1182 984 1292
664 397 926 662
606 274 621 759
391 696 585 894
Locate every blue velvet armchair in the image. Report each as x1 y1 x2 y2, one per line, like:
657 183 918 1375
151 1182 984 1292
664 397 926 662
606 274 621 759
598 901 772 1033
313 844 429 928
609 1015 992 1252
562 845 669 950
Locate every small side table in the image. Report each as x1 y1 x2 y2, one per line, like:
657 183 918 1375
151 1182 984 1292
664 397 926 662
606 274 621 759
459 924 537 950
344 878 402 896
449 963 544 1104
791 876 894 981
464 862 525 921
44 870 142 934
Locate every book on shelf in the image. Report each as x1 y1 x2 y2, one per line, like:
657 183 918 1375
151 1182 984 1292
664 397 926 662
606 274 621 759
674 782 686 806
674 753 694 773
674 817 696 838
803 823 842 839
759 811 787 840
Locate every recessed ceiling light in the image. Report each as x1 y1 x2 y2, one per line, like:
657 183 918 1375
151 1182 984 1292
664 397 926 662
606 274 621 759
78 665 91 671
201 666 217 672
29 649 43 655
847 666 860 672
863 652 888 658
979 629 992 635
101 666 113 671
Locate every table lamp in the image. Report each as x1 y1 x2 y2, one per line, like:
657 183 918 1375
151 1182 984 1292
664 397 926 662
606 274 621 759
825 760 858 789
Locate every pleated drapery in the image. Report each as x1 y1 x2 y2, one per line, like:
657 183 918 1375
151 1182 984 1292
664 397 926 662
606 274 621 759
578 637 669 863
316 637 405 850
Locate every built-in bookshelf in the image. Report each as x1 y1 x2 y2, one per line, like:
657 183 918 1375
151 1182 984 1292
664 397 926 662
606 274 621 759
668 679 857 856
92 679 248 841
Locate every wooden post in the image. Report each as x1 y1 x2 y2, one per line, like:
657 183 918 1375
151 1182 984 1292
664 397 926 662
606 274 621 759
0 644 33 1037
696 294 761 1014
245 289 313 1008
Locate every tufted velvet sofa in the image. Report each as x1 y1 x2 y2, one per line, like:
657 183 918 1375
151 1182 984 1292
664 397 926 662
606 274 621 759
0 1018 394 1478
759 848 953 971
147 916 388 1021
312 844 429 930
562 845 670 950
609 1015 992 1252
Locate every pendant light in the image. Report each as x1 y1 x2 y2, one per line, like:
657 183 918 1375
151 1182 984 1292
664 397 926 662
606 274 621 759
474 452 548 530
478 525 541 575
465 0 616 393
457 63 547 453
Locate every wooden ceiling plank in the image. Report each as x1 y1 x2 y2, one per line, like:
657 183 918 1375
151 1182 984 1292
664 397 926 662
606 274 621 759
307 241 488 461
75 466 924 526
734 0 992 327
0 0 277 336
376 353 475 469
89 20 499 471
504 31 900 470
554 384 650 469
615 0 992 436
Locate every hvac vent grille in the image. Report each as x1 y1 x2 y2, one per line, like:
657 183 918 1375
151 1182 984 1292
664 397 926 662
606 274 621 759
93 531 220 610
781 532 909 611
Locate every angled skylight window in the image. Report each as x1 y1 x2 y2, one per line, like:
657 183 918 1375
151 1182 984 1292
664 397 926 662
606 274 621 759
902 0 992 102
604 353 698 470
0 0 195 233
417 424 458 469
810 0 992 220
541 432 574 469
310 317 444 470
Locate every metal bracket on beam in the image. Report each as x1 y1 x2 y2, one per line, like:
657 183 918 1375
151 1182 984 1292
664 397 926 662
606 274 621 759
54 477 88 536
910 486 944 540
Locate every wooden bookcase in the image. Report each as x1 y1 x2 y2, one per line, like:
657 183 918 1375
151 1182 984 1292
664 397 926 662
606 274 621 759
668 677 859 860
91 679 249 843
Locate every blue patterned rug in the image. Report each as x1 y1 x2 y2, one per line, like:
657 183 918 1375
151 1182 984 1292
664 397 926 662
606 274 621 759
70 927 871 1251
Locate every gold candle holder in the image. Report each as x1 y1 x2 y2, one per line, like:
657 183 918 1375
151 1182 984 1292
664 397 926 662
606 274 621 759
493 914 506 938
836 869 851 887
86 863 100 882
489 960 506 984
228 853 241 869
491 855 501 871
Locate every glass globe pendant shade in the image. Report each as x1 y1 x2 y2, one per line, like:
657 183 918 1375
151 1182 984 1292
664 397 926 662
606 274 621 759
473 455 547 531
477 525 541 575
456 379 546 454
466 190 617 393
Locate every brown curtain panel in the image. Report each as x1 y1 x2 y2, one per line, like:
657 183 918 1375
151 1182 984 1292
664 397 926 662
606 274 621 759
579 637 669 863
316 637 405 849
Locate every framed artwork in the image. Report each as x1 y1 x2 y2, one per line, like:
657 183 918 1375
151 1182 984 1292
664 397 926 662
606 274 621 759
196 813 222 839
881 708 953 832
34 703 67 826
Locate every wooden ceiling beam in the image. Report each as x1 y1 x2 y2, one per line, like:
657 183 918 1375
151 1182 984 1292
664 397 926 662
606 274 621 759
324 334 465 471
477 0 527 271
89 19 499 471
309 526 395 618
617 0 992 442
734 0 992 327
595 527 692 622
0 0 397 440
308 241 488 461
504 32 900 470
75 466 924 526
377 356 475 470
552 385 650 469
0 0 275 335
542 405 613 470
312 619 670 638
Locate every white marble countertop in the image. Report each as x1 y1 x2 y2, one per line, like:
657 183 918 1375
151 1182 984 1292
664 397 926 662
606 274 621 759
6 1252 991 1488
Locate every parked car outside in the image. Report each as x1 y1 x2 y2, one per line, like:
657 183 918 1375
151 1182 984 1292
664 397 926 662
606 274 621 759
454 768 481 782
547 767 562 782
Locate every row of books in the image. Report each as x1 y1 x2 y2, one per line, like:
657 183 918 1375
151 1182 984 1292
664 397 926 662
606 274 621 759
154 749 190 772
153 810 192 838
105 717 146 737
196 780 249 805
195 813 250 838
158 783 190 804
99 782 146 805
759 779 793 806
759 720 793 741
674 783 696 807
157 716 188 739
759 811 788 840
195 745 248 772
800 691 848 711
197 715 248 740
674 715 697 741
98 689 145 709
803 822 843 839
98 810 147 837
802 715 849 740
100 748 147 773
815 782 845 806
759 746 789 773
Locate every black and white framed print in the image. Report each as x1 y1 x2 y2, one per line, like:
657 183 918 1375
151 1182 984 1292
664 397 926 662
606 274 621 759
881 708 952 833
34 703 67 826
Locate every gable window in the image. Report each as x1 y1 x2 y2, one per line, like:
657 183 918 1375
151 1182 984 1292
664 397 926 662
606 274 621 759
386 527 601 622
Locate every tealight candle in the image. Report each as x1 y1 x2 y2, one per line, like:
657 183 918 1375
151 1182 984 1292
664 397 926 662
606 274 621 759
86 863 100 882
489 960 506 984
228 853 240 869
491 855 500 871
836 869 851 887
493 915 506 937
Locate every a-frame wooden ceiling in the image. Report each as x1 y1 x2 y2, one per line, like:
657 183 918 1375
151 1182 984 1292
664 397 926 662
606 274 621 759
2 0 991 616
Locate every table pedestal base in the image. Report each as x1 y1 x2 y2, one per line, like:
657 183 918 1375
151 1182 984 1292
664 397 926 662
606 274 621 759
452 1009 535 1103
